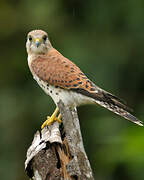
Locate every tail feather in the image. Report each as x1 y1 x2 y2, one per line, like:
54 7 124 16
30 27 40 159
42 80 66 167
103 91 133 112
72 87 143 126
94 93 143 126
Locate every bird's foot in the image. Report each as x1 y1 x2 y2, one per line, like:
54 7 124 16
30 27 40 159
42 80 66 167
41 107 62 129
41 114 62 128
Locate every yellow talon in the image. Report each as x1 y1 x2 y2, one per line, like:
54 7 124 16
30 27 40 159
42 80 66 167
41 107 62 129
55 114 62 124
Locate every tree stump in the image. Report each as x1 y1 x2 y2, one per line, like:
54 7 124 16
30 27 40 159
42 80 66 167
25 100 94 180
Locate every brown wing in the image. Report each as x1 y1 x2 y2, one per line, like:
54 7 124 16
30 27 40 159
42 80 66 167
31 48 97 93
31 48 132 112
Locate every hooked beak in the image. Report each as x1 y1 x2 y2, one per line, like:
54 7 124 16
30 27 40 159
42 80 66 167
35 38 41 47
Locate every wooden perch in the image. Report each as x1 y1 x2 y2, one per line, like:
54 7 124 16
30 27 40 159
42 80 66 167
25 100 94 180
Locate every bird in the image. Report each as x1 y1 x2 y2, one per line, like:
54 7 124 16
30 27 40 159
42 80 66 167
26 29 143 128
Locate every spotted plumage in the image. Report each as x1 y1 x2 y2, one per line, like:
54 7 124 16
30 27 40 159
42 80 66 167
26 29 143 126
30 49 98 95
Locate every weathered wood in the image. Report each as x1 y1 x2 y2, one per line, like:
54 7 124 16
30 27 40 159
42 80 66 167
25 101 94 180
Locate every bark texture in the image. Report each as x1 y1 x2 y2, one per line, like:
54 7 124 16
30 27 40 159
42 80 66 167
25 100 94 180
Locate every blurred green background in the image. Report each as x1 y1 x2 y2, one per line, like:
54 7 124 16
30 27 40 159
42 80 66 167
0 0 144 179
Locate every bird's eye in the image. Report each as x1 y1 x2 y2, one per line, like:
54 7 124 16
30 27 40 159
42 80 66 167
29 36 32 41
43 35 47 41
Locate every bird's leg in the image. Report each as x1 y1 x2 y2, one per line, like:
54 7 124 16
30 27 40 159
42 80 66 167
56 113 62 123
41 107 62 129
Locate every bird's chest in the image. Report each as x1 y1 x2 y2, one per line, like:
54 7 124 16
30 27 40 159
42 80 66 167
33 74 57 96
33 74 94 107
32 74 76 106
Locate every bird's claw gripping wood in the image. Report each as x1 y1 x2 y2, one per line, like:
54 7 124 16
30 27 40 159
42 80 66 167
41 107 62 129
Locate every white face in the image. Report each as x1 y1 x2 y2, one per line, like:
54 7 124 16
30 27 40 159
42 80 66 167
26 31 52 55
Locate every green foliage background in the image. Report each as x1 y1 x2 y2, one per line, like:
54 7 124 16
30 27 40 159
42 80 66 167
0 0 144 179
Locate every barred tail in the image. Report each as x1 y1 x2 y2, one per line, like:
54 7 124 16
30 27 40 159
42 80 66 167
71 87 143 126
94 99 143 126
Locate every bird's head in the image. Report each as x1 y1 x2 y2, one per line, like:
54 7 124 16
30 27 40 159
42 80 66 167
26 30 52 55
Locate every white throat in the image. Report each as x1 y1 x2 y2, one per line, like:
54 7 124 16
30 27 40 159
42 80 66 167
27 54 32 67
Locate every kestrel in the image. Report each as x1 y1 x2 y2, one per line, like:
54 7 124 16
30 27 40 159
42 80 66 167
26 29 143 128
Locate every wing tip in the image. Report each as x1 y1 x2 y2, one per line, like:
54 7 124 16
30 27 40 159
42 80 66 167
133 120 143 126
126 113 143 126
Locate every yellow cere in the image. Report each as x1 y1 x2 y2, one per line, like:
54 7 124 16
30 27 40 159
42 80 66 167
34 38 42 43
